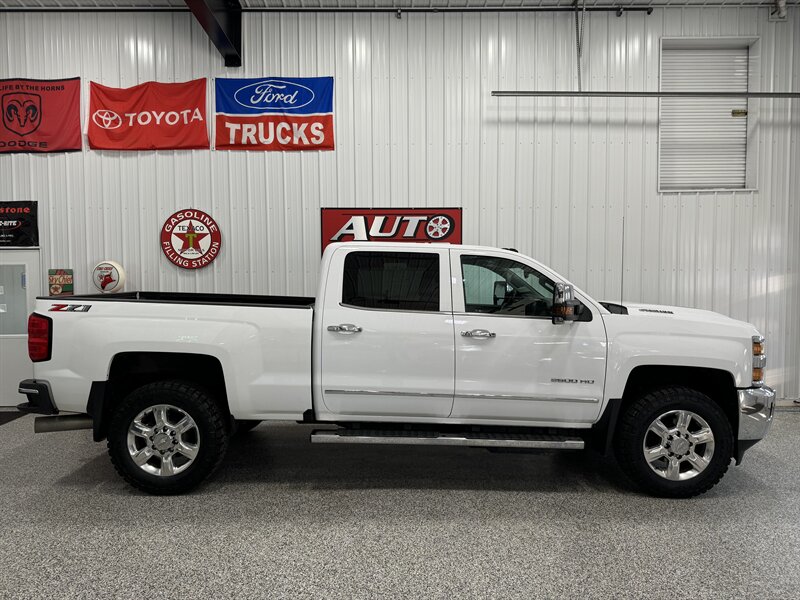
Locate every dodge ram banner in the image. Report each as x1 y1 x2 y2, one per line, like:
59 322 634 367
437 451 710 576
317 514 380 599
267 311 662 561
0 201 38 247
215 77 334 151
0 78 81 153
321 208 462 252
88 79 209 150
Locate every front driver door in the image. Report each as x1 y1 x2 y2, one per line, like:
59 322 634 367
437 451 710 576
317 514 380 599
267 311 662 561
450 249 606 426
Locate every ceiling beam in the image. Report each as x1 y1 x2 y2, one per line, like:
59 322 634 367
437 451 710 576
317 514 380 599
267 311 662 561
184 0 242 68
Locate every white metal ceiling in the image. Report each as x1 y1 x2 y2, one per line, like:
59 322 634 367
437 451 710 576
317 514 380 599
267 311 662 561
0 0 795 10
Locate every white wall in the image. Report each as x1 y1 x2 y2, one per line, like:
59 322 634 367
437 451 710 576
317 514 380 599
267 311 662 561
0 7 798 399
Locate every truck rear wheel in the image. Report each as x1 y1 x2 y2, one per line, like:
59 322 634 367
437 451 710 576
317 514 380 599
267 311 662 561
614 386 733 498
107 381 230 495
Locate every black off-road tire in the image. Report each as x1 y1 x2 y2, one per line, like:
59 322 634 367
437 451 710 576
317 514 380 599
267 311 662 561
614 386 733 498
234 419 262 434
107 380 230 495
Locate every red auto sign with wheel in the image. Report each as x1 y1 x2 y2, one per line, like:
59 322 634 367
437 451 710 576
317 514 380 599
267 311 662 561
321 208 462 252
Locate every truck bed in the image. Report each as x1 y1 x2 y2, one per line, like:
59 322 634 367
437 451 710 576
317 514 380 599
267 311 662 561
46 291 315 309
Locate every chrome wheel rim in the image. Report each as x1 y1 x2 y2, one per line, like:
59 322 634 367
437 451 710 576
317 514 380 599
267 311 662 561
642 409 715 481
127 404 200 477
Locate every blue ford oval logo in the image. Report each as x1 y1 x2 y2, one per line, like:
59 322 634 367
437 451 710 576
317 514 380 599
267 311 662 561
233 79 315 111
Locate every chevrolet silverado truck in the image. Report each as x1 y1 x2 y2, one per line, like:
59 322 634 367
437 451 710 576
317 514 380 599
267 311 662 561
17 242 775 497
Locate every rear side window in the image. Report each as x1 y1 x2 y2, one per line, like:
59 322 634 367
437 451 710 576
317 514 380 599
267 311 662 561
342 251 440 312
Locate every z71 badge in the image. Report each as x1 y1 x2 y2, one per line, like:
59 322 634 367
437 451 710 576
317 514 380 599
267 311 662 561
49 304 91 312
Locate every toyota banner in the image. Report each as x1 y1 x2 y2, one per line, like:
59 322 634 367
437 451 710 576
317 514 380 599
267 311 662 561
88 79 209 150
321 208 462 252
0 78 81 153
215 77 334 151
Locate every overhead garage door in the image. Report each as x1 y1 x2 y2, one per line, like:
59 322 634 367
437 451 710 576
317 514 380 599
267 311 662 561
659 46 749 191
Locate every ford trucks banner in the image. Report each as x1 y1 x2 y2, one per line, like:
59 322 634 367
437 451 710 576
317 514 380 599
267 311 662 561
88 79 209 150
215 77 334 151
0 78 81 153
321 208 462 252
0 201 38 247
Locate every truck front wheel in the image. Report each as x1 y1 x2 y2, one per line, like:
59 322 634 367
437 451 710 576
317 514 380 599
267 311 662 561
614 386 733 498
107 381 230 495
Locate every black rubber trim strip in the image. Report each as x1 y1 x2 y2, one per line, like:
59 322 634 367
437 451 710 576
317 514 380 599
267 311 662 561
735 439 759 465
86 381 108 442
37 291 314 309
590 397 623 455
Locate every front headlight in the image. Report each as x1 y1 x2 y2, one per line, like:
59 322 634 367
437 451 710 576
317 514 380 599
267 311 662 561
752 335 766 386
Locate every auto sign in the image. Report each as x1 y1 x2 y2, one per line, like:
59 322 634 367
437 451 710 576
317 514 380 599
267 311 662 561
320 208 463 252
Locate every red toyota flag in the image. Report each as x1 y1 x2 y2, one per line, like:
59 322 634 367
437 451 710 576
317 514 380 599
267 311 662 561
88 79 209 150
0 78 81 153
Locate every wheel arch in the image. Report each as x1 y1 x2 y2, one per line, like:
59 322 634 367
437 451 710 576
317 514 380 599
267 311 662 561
592 365 738 455
88 351 230 442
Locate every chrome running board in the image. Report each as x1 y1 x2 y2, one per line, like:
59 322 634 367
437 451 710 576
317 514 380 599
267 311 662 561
310 429 584 450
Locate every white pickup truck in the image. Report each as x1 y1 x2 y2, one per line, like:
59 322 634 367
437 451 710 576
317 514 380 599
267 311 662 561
17 242 775 497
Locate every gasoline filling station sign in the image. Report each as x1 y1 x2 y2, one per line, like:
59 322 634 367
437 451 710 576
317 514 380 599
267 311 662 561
161 209 222 269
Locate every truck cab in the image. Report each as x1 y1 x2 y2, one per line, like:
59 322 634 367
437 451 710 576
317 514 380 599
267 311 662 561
314 244 606 427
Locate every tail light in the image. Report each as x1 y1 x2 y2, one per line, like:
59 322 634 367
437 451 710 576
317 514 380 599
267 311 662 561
752 335 765 386
28 313 52 362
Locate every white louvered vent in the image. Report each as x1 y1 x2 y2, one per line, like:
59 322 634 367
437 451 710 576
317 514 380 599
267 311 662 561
659 47 749 191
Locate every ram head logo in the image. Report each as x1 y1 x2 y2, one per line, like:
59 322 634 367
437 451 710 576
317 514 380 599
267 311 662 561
2 93 42 136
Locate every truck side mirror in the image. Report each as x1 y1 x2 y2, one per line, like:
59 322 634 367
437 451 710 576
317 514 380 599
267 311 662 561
552 282 579 324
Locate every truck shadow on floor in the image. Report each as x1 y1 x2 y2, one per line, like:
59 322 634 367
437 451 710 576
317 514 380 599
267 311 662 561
46 421 753 499
211 425 635 495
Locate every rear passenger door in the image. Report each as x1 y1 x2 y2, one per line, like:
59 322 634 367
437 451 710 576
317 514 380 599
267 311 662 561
319 247 454 419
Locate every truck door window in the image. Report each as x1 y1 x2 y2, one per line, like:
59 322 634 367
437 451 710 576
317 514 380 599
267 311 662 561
342 251 440 312
461 255 554 317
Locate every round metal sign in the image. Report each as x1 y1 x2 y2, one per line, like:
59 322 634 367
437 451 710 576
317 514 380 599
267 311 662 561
160 209 222 270
92 260 126 293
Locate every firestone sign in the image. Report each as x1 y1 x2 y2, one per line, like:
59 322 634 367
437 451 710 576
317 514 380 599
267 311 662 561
320 208 462 252
161 209 222 269
0 201 38 247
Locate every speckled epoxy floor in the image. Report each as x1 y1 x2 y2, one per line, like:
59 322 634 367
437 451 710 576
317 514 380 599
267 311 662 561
0 409 798 599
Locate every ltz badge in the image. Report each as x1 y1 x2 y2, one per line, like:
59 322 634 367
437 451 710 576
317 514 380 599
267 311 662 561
160 209 222 269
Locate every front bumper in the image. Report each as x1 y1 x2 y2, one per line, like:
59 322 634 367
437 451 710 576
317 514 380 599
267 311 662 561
735 385 775 463
17 379 58 415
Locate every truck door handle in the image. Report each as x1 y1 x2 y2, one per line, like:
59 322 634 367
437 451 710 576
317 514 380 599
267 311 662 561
327 323 363 334
461 329 496 338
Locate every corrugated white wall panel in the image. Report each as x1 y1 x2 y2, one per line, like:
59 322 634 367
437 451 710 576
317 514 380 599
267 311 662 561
0 8 797 398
